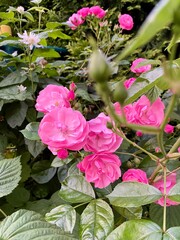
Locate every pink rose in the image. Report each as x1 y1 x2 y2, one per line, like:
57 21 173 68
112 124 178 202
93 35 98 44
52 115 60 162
114 95 165 128
57 149 68 159
130 58 151 74
133 96 165 127
136 131 143 137
77 153 121 188
38 107 89 151
122 169 149 184
114 102 136 123
153 173 179 206
35 84 71 114
84 113 123 153
164 124 174 134
77 7 90 18
89 6 106 19
124 77 136 89
118 14 134 30
68 13 84 30
69 82 76 91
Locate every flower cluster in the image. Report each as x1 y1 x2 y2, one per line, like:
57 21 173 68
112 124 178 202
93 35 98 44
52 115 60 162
122 169 179 206
36 84 122 189
67 6 106 30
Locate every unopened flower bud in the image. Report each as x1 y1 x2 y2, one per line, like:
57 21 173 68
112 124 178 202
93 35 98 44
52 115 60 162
88 49 111 83
113 81 128 105
133 157 141 165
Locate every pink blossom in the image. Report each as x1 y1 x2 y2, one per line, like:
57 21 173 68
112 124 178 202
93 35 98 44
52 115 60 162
133 96 165 127
122 169 149 184
67 13 84 30
155 147 161 153
89 6 106 19
136 131 143 137
38 107 89 151
69 82 77 91
118 14 134 30
77 153 121 188
153 173 179 206
84 113 123 153
77 7 90 18
57 149 68 159
114 95 165 128
17 31 41 50
67 90 75 101
35 84 71 114
130 58 151 74
124 77 136 89
164 124 174 134
178 147 180 153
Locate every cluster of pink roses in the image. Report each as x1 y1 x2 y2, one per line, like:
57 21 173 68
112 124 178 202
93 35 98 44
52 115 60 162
122 169 179 206
36 84 123 188
114 95 174 135
67 6 106 30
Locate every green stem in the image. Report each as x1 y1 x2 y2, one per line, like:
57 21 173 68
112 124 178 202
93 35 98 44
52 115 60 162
74 202 89 209
0 208 7 218
168 137 180 154
163 165 167 232
38 11 42 32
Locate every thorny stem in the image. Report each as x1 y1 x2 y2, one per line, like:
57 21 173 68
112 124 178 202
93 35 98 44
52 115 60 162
163 165 167 232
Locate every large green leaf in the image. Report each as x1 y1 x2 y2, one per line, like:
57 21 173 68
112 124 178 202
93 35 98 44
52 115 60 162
48 30 70 39
105 220 162 240
6 186 30 207
5 102 28 128
20 122 40 141
0 85 32 101
45 204 76 233
59 175 95 203
113 206 142 220
0 71 27 88
0 156 21 198
107 182 162 207
168 183 180 202
116 0 180 61
0 209 77 240
24 139 46 158
80 199 114 240
163 227 180 240
32 48 60 60
150 204 180 229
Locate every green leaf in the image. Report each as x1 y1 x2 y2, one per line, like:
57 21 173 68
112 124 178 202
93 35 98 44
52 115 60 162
32 168 56 184
116 0 180 61
20 122 40 141
46 22 62 29
32 48 60 60
168 183 180 202
45 204 76 233
0 85 33 101
24 12 34 22
25 139 46 158
0 156 21 198
150 204 180 229
5 102 28 128
0 12 14 19
0 70 27 87
80 199 114 240
59 175 95 203
163 227 180 240
0 209 78 240
76 88 94 103
105 219 162 240
48 30 70 39
113 206 142 220
6 186 30 207
124 67 164 104
107 182 162 207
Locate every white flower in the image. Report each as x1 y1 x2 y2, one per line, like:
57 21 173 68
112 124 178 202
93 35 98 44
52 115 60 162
30 0 42 4
17 31 41 50
18 85 27 92
16 6 25 14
